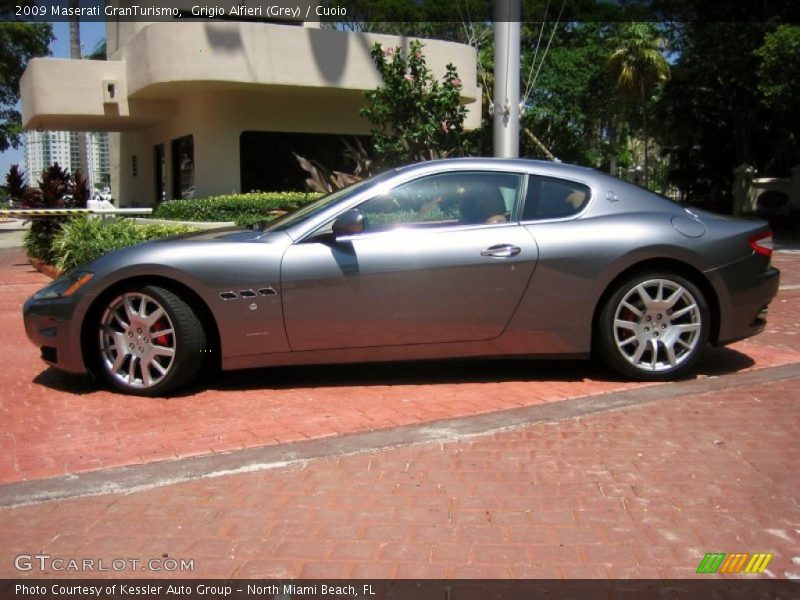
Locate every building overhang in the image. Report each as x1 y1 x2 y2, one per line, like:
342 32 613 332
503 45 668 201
20 22 480 133
20 58 178 132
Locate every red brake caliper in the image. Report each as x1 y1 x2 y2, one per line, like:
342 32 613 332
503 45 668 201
152 319 169 346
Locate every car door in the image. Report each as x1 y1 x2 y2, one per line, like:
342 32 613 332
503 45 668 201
280 170 539 351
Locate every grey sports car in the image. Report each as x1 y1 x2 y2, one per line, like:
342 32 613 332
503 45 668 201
24 158 779 396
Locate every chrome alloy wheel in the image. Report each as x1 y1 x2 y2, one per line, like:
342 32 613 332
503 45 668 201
612 278 702 372
98 292 177 389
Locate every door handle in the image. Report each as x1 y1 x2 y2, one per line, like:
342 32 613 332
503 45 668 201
481 244 521 258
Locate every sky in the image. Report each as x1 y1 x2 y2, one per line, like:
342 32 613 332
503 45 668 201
0 20 106 179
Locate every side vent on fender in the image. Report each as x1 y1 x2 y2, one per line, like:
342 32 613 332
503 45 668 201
219 291 238 300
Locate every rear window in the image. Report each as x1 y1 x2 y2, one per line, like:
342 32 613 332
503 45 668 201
522 175 591 220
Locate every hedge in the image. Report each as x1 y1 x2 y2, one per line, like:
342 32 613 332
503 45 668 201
150 192 322 225
24 191 325 272
52 217 197 272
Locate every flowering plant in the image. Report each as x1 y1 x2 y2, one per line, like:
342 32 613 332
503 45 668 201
361 40 471 167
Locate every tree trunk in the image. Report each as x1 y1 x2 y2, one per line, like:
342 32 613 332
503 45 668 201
523 127 557 161
638 79 650 189
69 16 80 60
642 105 649 189
608 118 618 176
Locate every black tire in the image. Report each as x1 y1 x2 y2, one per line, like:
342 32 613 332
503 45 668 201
93 285 206 396
595 272 709 381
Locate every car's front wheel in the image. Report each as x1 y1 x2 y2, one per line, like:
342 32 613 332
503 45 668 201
95 285 206 395
596 273 709 380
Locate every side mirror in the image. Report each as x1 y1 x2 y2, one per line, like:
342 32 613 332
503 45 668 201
332 209 365 238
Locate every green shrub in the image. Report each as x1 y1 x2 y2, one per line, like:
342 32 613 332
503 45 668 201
231 213 288 228
361 40 471 168
52 217 197 272
20 163 86 264
150 192 321 224
24 221 61 263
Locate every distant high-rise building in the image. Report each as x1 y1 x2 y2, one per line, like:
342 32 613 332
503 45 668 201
86 132 112 189
24 130 110 191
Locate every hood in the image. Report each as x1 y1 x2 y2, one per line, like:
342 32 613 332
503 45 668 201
78 227 292 282
155 225 265 243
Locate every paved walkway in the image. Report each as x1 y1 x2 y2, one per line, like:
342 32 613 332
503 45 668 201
2 370 798 579
0 218 27 250
0 238 798 580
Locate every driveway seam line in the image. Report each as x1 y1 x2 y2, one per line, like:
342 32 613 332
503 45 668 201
2 361 799 508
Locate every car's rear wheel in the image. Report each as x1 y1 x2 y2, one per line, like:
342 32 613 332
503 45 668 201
596 273 709 380
95 285 205 395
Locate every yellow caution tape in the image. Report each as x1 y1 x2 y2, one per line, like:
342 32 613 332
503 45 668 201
0 209 93 217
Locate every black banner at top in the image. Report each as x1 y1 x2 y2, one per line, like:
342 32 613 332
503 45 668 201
1 0 799 24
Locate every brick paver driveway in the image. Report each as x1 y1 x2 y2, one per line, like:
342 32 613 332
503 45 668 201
1 236 798 580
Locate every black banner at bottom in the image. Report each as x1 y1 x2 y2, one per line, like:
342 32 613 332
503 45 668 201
3 579 799 600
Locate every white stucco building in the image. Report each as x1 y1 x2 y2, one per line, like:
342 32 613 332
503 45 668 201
19 8 479 206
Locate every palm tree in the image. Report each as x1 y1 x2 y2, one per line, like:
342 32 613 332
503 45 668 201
607 23 669 187
86 39 106 60
68 9 80 60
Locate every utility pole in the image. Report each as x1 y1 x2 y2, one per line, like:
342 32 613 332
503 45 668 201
69 4 91 194
493 0 521 158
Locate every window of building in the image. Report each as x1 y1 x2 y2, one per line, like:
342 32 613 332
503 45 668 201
239 131 369 192
171 135 194 199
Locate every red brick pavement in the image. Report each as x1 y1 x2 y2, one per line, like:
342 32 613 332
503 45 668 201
758 252 800 351
2 246 800 484
1 375 797 579
1 244 799 580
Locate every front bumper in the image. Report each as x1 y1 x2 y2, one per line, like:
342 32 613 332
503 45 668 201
23 295 89 374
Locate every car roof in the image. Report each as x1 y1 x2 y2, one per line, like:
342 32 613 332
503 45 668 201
395 157 604 180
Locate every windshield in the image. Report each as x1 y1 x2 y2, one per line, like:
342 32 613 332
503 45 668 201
262 176 382 233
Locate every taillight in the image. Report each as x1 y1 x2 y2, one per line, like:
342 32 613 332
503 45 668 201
749 231 773 258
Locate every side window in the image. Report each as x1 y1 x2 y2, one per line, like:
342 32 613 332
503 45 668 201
358 172 522 233
522 175 590 220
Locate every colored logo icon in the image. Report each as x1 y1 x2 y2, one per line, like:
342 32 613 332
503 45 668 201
696 552 773 574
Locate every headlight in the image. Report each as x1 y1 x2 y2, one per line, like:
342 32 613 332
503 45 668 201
32 271 94 300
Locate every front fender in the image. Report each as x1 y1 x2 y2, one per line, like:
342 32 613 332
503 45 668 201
75 238 291 361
